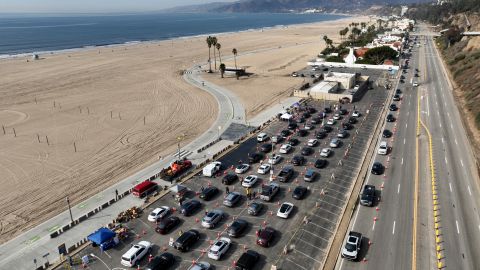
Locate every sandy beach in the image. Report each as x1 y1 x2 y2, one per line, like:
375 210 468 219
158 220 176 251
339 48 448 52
0 15 368 244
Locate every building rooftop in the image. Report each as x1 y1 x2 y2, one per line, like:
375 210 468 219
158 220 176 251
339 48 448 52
310 81 338 93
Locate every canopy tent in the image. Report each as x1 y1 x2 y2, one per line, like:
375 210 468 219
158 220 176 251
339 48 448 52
87 227 116 245
281 113 293 120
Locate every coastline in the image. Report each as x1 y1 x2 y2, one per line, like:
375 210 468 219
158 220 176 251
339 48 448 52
0 13 348 59
0 15 367 245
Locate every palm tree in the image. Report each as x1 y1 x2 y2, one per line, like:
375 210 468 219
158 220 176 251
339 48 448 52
211 36 218 70
232 48 238 69
206 36 213 72
326 38 333 48
323 35 329 47
219 63 226 78
216 43 222 64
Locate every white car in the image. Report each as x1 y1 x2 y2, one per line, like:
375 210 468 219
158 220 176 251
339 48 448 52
121 241 152 267
279 144 292 154
333 113 341 120
307 139 318 147
327 118 336 125
147 206 170 222
320 148 332 157
257 164 271 174
208 237 231 260
235 164 250 174
352 111 360 117
330 138 341 148
268 155 282 165
242 175 258 188
378 141 388 155
277 202 294 219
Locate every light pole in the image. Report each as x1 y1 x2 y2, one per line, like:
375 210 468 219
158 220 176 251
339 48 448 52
90 254 111 270
66 197 74 224
217 126 221 140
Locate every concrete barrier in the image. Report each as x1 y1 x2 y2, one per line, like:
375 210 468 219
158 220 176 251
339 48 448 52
50 231 59 238
78 215 87 222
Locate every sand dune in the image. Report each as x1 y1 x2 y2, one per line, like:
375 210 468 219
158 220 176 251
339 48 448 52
0 15 367 243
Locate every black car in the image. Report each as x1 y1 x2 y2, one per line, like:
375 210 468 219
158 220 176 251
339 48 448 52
301 147 313 156
173 229 200 252
236 250 259 270
291 155 305 166
389 104 398 111
155 216 181 234
400 75 405 79
323 107 332 114
260 143 272 153
315 159 328 168
296 129 308 137
146 252 175 270
321 126 333 133
296 117 305 123
280 129 291 138
287 137 299 146
386 114 395 122
228 219 248 237
393 94 401 101
256 227 275 247
199 186 218 201
348 117 357 124
222 172 238 185
371 162 384 175
396 89 402 94
382 129 393 138
316 131 327 139
311 117 322 124
248 153 263 163
302 112 311 118
360 185 376 206
288 122 298 130
292 186 308 200
400 79 405 83
181 200 201 216
342 122 353 130
339 109 348 115
307 107 317 114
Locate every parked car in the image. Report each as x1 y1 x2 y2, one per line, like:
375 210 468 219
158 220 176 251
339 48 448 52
222 173 238 185
386 114 395 122
333 113 341 120
378 141 388 155
348 117 357 124
316 131 327 139
330 138 341 148
341 231 363 261
279 144 292 154
288 122 297 130
121 241 152 267
271 135 282 143
223 192 242 207
146 252 175 270
352 111 360 117
371 162 384 175
315 159 327 168
227 219 248 237
337 129 348 138
342 122 353 130
257 132 268 142
389 104 398 111
235 250 259 270
393 94 401 101
173 230 200 252
248 201 263 216
292 186 308 200
268 155 282 165
382 129 393 138
256 227 276 247
235 164 250 174
360 185 376 207
248 153 263 164
307 139 318 146
322 126 333 133
208 237 231 260
288 137 300 146
181 200 201 216
297 129 308 137
242 175 259 188
277 202 294 218
326 118 336 125
304 169 317 182
311 117 322 124
291 155 306 165
155 216 181 234
260 143 272 153
201 209 224 228
280 129 291 138
188 262 211 270
148 206 170 222
200 186 218 201
304 123 314 130
301 147 313 156
257 164 271 174
320 148 332 157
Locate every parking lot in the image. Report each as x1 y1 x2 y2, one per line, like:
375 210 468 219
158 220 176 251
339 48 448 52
66 80 390 270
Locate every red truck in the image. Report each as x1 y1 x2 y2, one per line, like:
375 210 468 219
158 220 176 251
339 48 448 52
160 159 192 182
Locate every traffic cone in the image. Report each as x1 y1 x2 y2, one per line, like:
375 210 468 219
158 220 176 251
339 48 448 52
368 240 372 246
376 207 379 211
195 218 199 223
142 229 146 235
374 216 378 221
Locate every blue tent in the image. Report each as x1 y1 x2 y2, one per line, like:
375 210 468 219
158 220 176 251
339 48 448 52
87 227 116 245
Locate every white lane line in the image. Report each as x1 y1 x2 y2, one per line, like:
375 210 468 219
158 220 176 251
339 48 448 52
401 157 404 165
404 138 406 145
393 220 396 235
441 137 444 144
455 139 458 145
445 156 448 165
406 123 408 128
460 159 464 167
449 182 452 192
440 122 442 128
372 221 376 231
398 184 401 194
468 186 472 196
451 123 454 129
351 197 362 228
456 220 460 234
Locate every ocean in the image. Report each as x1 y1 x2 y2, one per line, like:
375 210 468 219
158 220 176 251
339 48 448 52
0 12 346 57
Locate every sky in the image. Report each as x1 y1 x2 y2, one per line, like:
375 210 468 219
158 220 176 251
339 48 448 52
0 0 238 13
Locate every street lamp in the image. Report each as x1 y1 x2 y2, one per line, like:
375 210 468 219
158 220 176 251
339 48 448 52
66 197 74 224
90 254 111 270
217 126 222 140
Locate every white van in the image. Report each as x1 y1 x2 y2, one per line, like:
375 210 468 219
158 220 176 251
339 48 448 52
203 161 222 177
121 241 152 267
257 133 268 142
378 141 388 155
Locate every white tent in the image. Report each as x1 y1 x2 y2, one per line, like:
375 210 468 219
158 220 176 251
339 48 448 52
281 113 293 120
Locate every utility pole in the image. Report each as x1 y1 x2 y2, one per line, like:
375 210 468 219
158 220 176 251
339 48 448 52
66 197 74 224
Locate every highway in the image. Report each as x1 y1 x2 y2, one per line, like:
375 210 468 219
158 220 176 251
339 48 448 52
336 24 480 270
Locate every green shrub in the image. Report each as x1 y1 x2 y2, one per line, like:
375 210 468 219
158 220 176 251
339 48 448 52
325 56 344 63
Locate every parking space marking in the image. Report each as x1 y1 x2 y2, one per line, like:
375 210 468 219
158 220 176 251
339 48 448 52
306 220 334 233
460 159 464 167
404 138 406 145
398 184 401 194
449 182 452 193
401 157 404 165
295 236 325 252
317 198 343 210
372 220 376 231
293 247 324 263
456 220 460 234
455 139 458 145
286 258 308 270
468 185 472 196
300 228 329 242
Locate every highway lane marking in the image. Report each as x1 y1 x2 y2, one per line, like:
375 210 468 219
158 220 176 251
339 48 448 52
445 156 448 165
398 184 401 194
456 220 460 234
449 182 452 192
468 186 472 196
451 123 454 129
404 138 406 145
455 139 459 145
372 220 376 231
406 123 408 128
393 220 396 234
441 137 444 143
401 158 404 165
439 122 442 128
460 159 464 167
